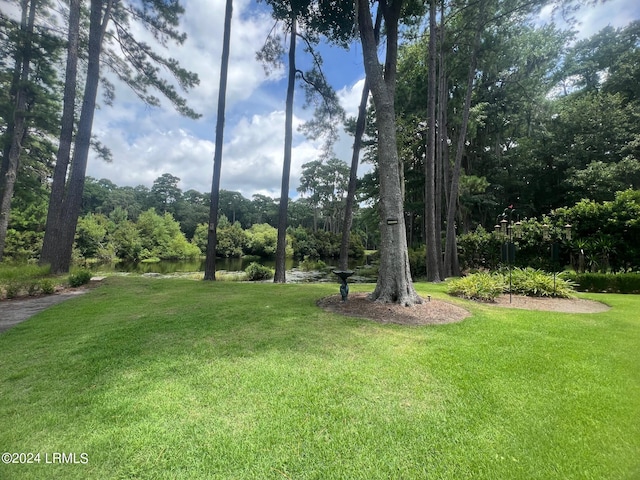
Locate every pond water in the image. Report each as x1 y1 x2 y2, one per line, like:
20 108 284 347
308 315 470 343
93 256 366 275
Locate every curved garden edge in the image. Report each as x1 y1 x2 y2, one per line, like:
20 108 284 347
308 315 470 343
317 291 611 325
478 293 610 313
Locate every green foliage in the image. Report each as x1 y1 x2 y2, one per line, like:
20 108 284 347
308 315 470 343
448 268 576 300
246 223 281 258
556 189 640 272
75 213 109 259
563 272 640 294
135 209 201 260
506 267 575 298
408 247 426 279
289 226 364 260
447 272 505 301
457 226 503 272
244 262 274 281
110 219 144 262
39 278 55 294
192 217 248 258
298 257 327 272
68 269 93 288
4 280 22 299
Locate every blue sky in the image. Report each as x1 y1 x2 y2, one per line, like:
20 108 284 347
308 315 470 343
84 0 640 199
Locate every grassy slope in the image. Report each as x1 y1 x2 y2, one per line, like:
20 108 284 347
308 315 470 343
1 277 639 479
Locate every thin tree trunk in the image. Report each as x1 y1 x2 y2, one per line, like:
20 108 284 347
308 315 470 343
357 0 421 305
274 15 297 283
40 0 80 268
435 0 447 276
204 0 233 281
424 0 442 282
0 0 37 261
339 79 369 270
41 0 111 273
443 22 483 278
338 12 382 271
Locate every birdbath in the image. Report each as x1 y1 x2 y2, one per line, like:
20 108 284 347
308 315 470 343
332 270 354 301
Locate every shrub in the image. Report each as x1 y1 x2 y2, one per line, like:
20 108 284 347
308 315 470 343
246 224 280 258
299 257 327 272
4 280 23 299
39 279 55 294
69 269 93 288
447 272 505 301
506 267 575 298
563 272 640 293
408 247 426 279
27 282 40 296
244 262 274 281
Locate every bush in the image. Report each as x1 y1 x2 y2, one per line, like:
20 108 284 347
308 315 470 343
506 267 575 298
39 279 55 294
563 272 640 293
4 280 23 299
408 247 426 279
69 269 93 288
447 272 505 301
299 257 327 272
244 262 274 281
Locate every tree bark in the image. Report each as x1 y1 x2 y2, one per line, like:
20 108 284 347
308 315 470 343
204 0 233 281
40 0 80 269
424 0 442 282
274 15 297 283
357 0 421 305
443 22 482 278
0 0 37 261
338 79 369 270
41 0 111 273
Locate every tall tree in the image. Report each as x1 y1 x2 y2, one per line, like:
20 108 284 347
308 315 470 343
424 0 441 281
356 0 421 305
40 0 199 273
339 11 381 270
40 0 80 268
204 0 233 281
274 15 297 283
0 0 38 260
442 5 483 278
258 0 346 283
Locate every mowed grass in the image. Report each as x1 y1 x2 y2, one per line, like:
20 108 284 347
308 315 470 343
1 277 639 479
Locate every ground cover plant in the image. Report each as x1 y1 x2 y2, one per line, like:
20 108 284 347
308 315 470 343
1 278 639 479
448 268 576 301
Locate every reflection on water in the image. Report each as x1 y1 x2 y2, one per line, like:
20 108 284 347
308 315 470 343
94 257 363 274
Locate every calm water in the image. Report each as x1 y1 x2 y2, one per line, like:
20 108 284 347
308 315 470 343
94 257 364 275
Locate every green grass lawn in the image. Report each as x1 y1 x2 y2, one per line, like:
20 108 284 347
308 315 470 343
1 277 639 479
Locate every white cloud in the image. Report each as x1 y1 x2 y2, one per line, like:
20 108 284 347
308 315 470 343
537 0 640 40
86 0 638 202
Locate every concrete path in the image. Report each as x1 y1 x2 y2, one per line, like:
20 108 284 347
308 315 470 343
0 290 87 334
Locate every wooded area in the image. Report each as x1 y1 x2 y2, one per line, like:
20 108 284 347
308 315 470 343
1 0 639 303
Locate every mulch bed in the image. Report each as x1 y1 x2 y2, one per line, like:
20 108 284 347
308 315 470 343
317 292 610 326
317 293 471 326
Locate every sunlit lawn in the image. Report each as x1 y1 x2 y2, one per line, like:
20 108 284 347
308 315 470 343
1 277 639 479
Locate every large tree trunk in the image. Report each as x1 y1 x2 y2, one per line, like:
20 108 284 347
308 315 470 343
41 0 110 273
357 0 421 305
424 0 442 282
40 0 80 269
274 15 297 283
443 23 482 278
204 0 233 281
0 0 37 261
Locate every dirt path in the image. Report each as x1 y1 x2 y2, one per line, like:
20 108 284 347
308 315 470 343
0 290 87 334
